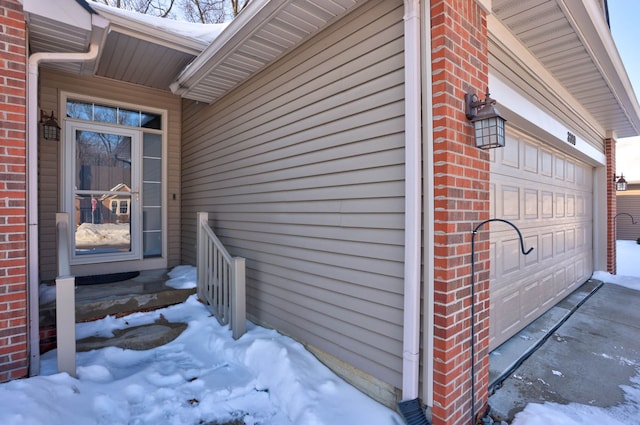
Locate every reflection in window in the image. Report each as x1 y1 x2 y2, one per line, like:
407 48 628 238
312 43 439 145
67 99 161 130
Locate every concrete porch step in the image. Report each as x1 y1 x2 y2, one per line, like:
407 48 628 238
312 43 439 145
39 269 196 353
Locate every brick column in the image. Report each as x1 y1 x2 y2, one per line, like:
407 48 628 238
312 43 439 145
0 0 28 382
605 138 616 274
430 1 490 424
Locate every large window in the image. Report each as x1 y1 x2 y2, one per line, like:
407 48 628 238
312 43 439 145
66 98 163 260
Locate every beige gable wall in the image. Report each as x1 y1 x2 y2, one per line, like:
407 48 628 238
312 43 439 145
181 0 405 388
616 190 640 240
38 69 182 280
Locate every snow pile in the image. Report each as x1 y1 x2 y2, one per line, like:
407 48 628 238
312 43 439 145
165 265 197 289
0 294 401 425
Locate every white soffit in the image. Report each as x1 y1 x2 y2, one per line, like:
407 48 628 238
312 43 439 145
492 0 640 138
171 0 364 103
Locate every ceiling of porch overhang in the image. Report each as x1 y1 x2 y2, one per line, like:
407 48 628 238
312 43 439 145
170 0 366 103
24 0 221 91
492 0 640 138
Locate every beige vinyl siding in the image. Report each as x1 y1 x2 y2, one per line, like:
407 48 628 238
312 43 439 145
181 0 405 387
617 191 640 240
38 69 182 281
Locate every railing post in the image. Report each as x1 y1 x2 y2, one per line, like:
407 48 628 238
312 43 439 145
231 257 246 339
197 212 208 303
56 276 76 377
55 213 76 377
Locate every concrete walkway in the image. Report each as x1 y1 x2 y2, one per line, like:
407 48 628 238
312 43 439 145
40 269 196 353
488 282 640 422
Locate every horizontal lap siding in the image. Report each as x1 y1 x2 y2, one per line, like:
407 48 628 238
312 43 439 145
181 0 405 387
616 192 640 240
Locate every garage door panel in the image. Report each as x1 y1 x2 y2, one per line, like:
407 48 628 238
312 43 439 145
541 150 553 176
502 238 523 275
524 235 539 266
522 280 540 320
501 134 520 168
524 189 538 218
540 274 555 308
501 186 520 219
523 143 538 173
489 130 593 349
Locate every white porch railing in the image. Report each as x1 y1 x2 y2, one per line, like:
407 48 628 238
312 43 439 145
55 212 76 377
197 212 246 339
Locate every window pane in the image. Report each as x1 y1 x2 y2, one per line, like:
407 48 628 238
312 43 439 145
75 194 132 255
141 113 162 129
94 104 117 124
119 108 141 127
143 182 161 206
143 207 161 231
66 99 93 120
75 131 132 191
143 133 162 157
143 157 161 182
143 231 162 257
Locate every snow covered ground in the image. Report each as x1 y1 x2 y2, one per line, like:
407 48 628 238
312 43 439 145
5 242 640 424
4 267 402 425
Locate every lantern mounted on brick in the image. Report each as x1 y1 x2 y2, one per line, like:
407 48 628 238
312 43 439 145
465 88 506 149
615 173 628 191
40 110 61 141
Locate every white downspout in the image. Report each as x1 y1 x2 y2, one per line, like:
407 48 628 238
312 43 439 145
27 43 99 375
402 0 422 401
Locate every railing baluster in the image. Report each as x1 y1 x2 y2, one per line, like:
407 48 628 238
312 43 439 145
196 212 246 339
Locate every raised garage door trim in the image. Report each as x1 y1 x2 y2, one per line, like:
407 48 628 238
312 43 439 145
489 130 593 349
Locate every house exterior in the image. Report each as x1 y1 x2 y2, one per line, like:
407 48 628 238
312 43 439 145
616 182 640 240
1 0 639 424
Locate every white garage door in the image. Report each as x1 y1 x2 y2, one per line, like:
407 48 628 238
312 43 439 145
489 130 593 350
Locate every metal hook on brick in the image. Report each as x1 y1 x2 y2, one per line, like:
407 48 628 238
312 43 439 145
470 219 533 424
614 212 638 225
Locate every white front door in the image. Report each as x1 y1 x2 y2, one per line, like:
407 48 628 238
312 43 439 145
65 122 142 264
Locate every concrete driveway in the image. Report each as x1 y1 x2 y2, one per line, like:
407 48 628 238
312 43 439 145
488 282 640 422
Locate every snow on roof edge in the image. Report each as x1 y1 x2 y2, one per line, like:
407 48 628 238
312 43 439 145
88 1 230 46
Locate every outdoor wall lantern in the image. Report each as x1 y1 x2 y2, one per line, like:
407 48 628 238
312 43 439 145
40 109 61 141
465 88 507 149
615 173 628 191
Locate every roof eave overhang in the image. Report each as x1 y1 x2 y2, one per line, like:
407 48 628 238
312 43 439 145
171 0 364 103
170 0 288 99
492 0 640 139
561 0 640 138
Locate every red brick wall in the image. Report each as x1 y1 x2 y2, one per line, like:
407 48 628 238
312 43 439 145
0 0 28 382
606 138 616 274
430 1 490 424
